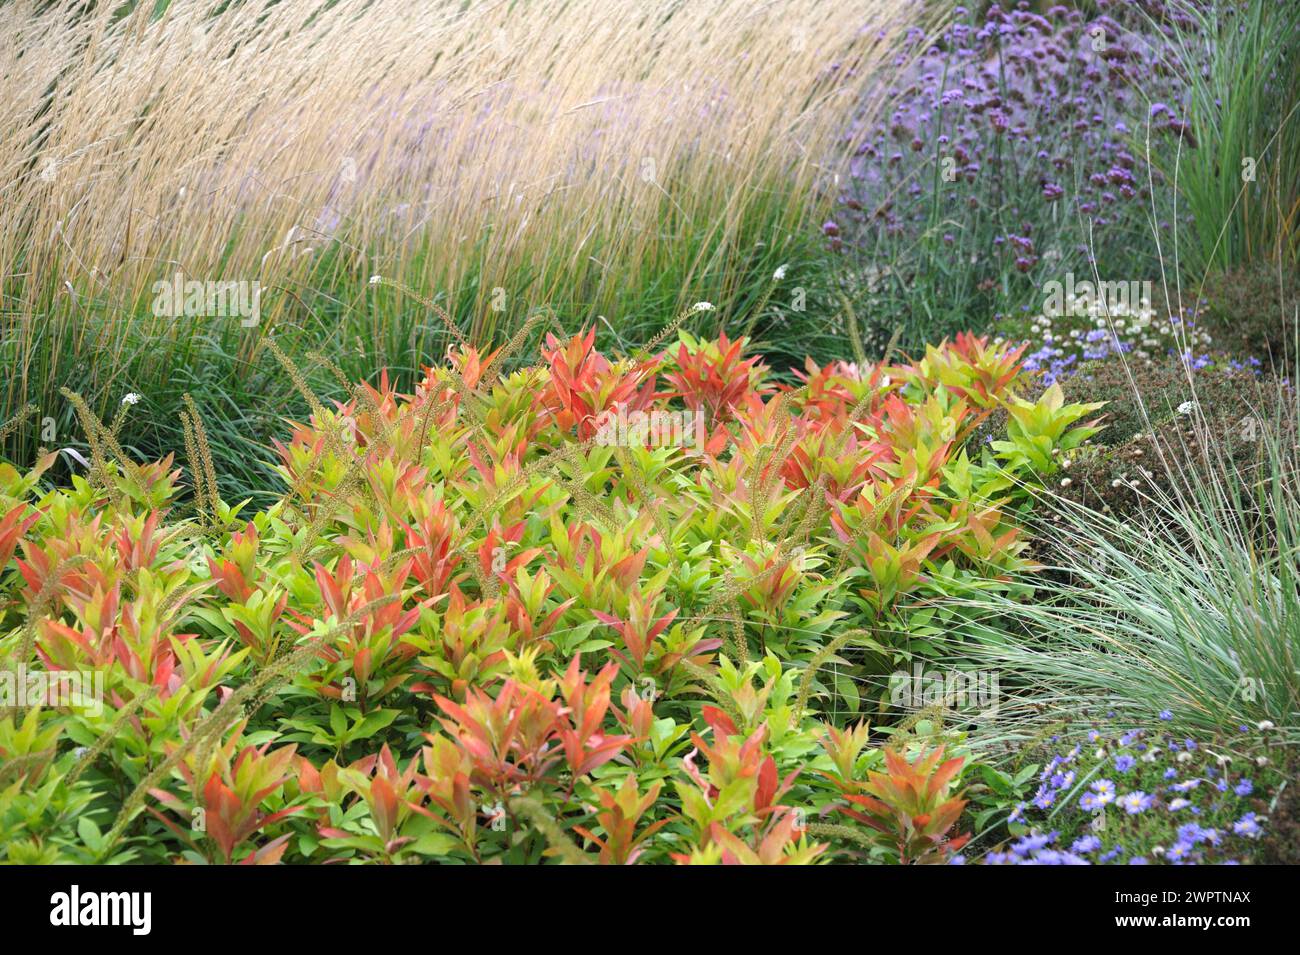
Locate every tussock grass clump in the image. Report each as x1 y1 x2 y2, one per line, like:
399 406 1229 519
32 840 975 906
960 357 1300 745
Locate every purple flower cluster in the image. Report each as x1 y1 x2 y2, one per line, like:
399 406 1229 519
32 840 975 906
977 711 1267 865
836 1 1204 345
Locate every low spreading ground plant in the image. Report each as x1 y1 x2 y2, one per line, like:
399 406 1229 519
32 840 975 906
974 718 1280 865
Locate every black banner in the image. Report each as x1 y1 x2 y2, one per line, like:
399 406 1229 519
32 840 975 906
0 862 1280 942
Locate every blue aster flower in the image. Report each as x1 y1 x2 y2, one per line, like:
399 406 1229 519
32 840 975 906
1118 790 1153 814
1232 812 1260 837
1071 835 1102 854
1166 841 1193 862
1012 833 1055 855
1049 769 1075 790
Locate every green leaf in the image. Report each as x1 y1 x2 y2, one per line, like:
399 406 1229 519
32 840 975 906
77 816 103 854
355 709 400 740
833 673 861 713
329 705 348 738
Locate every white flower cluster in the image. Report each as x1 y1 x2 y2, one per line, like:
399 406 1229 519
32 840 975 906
996 293 1216 383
